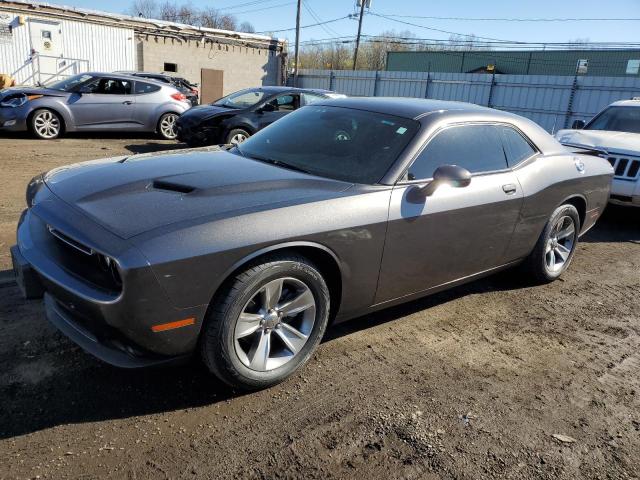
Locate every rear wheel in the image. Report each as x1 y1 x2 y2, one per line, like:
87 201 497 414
522 204 580 283
200 253 330 390
158 113 179 140
225 128 250 145
31 109 62 139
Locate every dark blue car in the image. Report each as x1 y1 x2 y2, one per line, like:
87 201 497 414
176 86 344 146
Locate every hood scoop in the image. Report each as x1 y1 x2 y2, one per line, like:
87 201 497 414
151 180 195 194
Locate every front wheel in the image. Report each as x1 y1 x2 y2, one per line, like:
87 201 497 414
522 204 580 284
157 112 179 140
31 109 62 139
225 128 250 145
200 253 330 390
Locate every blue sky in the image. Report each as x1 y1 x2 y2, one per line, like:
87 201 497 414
47 0 640 45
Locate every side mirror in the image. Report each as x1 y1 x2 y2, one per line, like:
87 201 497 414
419 165 472 196
571 119 585 130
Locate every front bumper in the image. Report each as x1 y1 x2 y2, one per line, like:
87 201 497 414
609 178 640 207
14 190 208 367
176 120 220 145
0 107 29 131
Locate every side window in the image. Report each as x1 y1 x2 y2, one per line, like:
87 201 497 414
408 124 508 180
87 78 132 95
301 93 325 106
271 94 298 111
134 81 161 94
500 126 536 167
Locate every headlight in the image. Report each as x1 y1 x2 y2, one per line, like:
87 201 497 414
26 173 45 208
97 253 122 288
0 94 43 108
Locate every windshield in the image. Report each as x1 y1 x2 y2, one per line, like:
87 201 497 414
234 105 420 184
46 74 93 92
213 89 267 109
586 106 640 134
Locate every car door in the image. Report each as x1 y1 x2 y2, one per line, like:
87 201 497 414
131 80 163 129
375 123 525 303
256 93 299 130
68 77 135 128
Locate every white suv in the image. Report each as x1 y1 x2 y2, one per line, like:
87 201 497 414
555 99 640 207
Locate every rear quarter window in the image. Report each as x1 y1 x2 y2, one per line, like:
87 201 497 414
134 82 161 94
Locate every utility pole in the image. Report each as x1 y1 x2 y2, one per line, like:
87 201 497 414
293 0 302 87
352 0 367 70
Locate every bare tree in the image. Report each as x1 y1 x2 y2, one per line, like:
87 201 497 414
127 0 158 18
239 21 256 34
125 0 253 32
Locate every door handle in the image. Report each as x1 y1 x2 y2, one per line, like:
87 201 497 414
122 101 133 105
502 183 517 195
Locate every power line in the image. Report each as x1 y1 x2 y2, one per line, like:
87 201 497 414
302 1 341 38
216 0 285 13
373 13 640 22
368 11 525 44
256 15 353 34
231 2 296 16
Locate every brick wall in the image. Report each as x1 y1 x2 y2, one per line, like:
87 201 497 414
137 35 282 96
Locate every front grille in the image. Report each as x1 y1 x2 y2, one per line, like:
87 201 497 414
604 154 640 181
46 225 122 294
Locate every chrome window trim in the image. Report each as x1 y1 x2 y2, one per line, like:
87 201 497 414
396 121 540 185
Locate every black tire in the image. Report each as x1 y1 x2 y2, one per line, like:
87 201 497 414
225 128 251 145
521 204 581 284
30 108 62 139
200 253 330 390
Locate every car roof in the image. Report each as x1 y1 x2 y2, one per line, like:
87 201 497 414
243 86 338 96
610 99 640 107
312 96 492 120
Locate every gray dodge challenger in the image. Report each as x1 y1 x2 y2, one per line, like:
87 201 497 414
11 97 613 390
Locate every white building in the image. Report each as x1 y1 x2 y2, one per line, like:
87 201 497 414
0 0 286 100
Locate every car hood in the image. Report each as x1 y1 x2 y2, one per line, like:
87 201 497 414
43 147 353 239
555 129 640 157
178 104 239 123
0 87 68 99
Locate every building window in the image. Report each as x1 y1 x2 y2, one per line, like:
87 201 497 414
627 60 640 75
163 62 177 73
576 59 588 75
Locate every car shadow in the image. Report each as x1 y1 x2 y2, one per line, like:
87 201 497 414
0 267 527 440
581 204 640 244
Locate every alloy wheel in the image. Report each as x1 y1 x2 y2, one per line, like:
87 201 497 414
160 113 178 139
33 111 60 139
545 215 576 273
234 277 316 372
230 132 248 145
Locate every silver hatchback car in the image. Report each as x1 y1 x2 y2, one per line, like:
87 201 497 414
0 72 191 140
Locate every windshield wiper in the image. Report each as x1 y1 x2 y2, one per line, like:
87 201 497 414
246 153 312 175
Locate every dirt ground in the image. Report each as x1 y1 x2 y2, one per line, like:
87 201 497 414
0 134 639 480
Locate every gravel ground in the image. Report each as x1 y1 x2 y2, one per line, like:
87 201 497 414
0 135 639 480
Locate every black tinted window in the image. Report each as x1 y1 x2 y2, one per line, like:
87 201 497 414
134 81 161 94
586 106 640 134
267 94 297 111
85 78 132 95
236 105 419 184
500 126 536 166
408 124 508 180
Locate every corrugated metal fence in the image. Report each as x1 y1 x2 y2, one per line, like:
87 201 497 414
292 69 640 132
